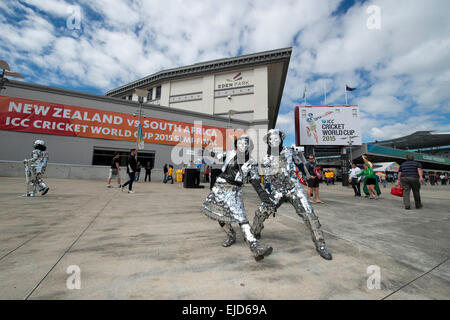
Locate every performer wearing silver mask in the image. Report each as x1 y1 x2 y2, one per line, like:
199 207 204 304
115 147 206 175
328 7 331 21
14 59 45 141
23 139 49 197
201 135 275 261
251 129 332 260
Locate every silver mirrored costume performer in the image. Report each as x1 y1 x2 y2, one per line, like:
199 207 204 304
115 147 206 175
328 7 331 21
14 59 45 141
251 129 332 260
23 139 49 197
201 135 275 261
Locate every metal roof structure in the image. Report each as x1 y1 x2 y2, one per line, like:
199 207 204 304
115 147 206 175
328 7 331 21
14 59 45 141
369 131 450 150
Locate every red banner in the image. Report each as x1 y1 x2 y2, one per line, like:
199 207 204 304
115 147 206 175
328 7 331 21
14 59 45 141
0 96 229 148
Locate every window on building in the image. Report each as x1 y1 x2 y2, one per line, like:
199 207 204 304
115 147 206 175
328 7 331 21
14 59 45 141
156 86 161 99
147 88 153 101
92 147 155 168
128 95 132 101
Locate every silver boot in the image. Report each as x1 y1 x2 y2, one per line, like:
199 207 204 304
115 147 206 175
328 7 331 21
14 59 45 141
316 240 332 260
241 223 273 261
220 223 236 247
249 241 273 261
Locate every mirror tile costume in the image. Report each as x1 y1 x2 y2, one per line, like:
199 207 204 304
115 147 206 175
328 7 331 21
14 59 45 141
23 139 49 197
251 129 332 260
201 135 275 261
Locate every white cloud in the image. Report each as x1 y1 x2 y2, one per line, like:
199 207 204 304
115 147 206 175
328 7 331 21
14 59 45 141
22 0 72 17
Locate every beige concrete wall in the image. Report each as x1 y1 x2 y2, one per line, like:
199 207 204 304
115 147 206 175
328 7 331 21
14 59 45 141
203 74 215 114
214 94 255 114
253 66 268 121
170 77 203 95
160 82 170 106
154 66 269 123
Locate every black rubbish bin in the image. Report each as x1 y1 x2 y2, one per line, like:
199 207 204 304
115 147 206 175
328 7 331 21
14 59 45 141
210 168 222 190
184 169 198 188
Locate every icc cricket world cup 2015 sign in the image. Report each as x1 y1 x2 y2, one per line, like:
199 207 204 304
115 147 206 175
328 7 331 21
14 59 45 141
295 105 362 146
0 96 227 148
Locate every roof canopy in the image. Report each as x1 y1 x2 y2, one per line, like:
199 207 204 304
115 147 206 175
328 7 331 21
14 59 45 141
371 131 450 150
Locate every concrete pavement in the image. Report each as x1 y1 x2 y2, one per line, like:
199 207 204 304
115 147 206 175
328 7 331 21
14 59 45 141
0 177 448 299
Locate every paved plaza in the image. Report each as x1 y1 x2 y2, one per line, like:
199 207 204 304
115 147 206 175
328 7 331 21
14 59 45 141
0 177 449 300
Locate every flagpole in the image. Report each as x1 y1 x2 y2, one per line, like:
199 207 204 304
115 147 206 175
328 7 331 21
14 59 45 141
304 86 307 106
345 87 348 105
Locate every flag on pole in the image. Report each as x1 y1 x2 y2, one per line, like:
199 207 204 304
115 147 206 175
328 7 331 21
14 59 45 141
346 85 356 91
137 122 144 150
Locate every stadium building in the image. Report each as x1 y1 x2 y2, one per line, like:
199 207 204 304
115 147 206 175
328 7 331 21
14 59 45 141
0 48 292 180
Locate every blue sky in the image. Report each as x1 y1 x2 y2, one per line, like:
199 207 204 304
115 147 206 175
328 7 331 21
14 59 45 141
1 0 449 147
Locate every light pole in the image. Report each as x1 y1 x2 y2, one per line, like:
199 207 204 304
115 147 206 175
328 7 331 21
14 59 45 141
340 135 359 187
133 89 148 160
227 109 238 150
341 135 359 165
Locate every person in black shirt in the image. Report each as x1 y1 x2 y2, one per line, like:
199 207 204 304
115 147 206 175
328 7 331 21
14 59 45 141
163 164 168 183
305 155 324 203
135 161 142 182
107 152 121 188
121 149 137 193
398 155 424 209
144 161 152 182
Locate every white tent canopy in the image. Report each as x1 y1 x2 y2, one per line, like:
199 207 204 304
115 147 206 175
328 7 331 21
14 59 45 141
372 162 400 172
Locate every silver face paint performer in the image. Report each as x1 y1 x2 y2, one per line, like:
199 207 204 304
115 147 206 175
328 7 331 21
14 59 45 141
201 135 276 261
23 139 49 197
251 129 332 260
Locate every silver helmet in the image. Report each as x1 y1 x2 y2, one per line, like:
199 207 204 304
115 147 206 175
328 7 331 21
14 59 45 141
33 139 46 149
263 129 286 144
235 134 254 152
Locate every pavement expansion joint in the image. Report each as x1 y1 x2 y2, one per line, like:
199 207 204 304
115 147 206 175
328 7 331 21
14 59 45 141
23 191 117 300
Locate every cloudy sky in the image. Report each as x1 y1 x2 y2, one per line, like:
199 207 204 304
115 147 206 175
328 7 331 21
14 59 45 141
1 0 449 145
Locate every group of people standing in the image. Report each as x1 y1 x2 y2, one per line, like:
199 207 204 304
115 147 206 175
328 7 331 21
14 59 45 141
348 154 425 210
426 172 449 186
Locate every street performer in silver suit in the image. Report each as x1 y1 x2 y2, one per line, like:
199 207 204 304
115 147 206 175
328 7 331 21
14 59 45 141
251 129 332 260
201 134 275 261
23 139 49 197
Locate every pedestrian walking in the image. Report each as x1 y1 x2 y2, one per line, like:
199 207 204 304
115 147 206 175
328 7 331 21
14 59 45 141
357 163 379 199
380 172 387 188
106 152 121 188
145 161 152 182
349 163 362 196
163 164 168 183
135 161 142 181
398 155 424 210
121 149 137 193
165 164 174 184
305 155 324 203
205 166 210 183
